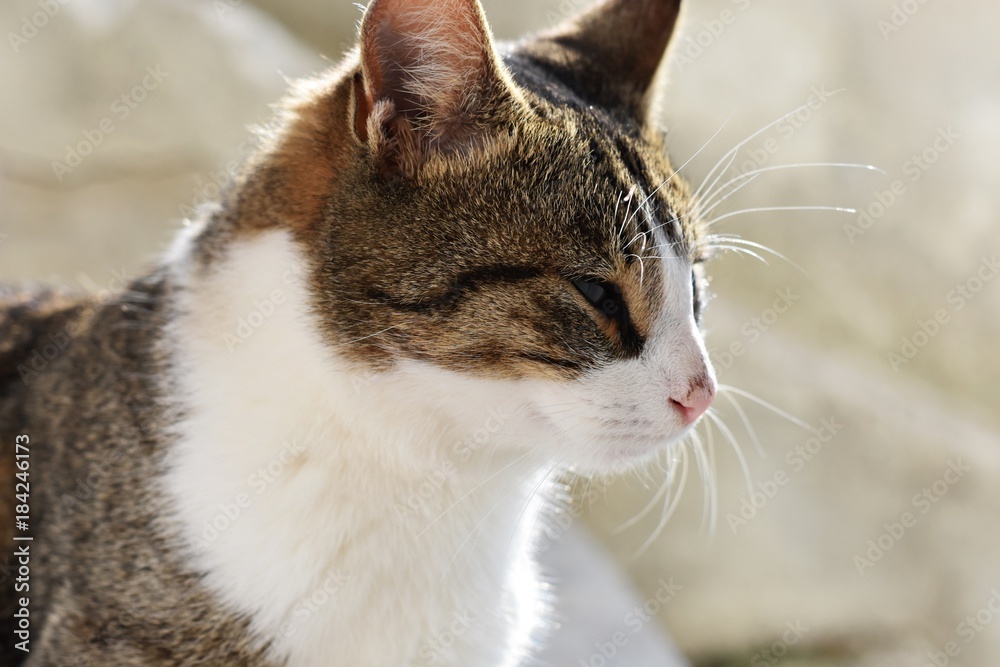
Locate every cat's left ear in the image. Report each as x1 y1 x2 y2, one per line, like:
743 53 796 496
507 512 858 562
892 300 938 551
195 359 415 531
353 0 517 177
523 0 683 124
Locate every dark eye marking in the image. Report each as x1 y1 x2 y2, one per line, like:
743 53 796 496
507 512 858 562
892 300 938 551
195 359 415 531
368 264 543 313
571 277 644 356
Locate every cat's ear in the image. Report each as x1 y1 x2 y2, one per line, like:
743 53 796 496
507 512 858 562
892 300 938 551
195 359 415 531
353 0 515 177
525 0 683 123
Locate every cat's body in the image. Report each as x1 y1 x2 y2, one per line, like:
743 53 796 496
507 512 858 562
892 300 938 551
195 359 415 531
1 0 718 665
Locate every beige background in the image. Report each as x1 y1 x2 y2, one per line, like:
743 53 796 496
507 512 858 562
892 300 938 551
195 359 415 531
2 0 998 664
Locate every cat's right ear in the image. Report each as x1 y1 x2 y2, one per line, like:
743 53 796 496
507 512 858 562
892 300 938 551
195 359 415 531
352 0 517 179
524 0 683 124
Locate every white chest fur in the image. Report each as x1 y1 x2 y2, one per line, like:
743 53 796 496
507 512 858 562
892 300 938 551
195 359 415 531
160 229 552 666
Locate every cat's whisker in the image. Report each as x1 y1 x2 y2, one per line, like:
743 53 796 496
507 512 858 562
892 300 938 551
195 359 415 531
717 384 818 434
514 459 568 549
704 244 770 265
704 417 719 536
451 456 565 584
613 446 675 535
672 103 740 183
705 409 754 498
705 204 857 228
704 238 806 275
697 173 762 220
648 215 681 238
633 443 689 559
620 193 655 241
618 184 638 240
703 234 800 272
626 253 647 286
613 190 625 240
687 428 713 535
415 449 535 539
334 325 398 347
623 230 648 251
649 236 685 256
619 104 741 237
699 162 885 213
691 91 845 205
693 149 742 219
718 390 766 459
645 254 702 262
441 467 539 583
634 457 658 489
576 468 598 509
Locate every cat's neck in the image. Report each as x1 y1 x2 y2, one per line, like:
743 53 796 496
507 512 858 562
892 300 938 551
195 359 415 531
160 225 549 666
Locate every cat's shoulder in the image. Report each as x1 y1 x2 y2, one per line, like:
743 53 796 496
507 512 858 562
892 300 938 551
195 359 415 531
0 284 90 391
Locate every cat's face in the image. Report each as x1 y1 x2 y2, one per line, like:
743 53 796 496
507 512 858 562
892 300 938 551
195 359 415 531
272 0 713 468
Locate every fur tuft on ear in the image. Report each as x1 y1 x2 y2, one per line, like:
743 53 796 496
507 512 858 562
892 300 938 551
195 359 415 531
354 0 516 177
524 0 683 123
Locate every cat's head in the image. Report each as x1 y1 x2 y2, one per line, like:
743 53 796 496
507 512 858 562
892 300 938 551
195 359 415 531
236 0 714 470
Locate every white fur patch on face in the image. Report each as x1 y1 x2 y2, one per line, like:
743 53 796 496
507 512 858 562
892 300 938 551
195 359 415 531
522 244 716 472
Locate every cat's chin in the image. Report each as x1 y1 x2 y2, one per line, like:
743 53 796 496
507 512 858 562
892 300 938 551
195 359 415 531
547 429 697 477
609 438 683 469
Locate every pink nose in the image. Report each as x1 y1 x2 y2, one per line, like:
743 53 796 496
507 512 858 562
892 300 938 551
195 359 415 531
670 380 716 425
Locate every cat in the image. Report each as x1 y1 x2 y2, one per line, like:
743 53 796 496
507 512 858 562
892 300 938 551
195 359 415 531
0 0 717 664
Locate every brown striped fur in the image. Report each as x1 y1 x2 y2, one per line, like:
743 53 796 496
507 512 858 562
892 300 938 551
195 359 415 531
0 0 711 664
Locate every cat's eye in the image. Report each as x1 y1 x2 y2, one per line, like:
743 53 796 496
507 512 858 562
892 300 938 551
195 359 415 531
691 269 711 324
571 278 624 319
571 277 643 355
691 271 702 321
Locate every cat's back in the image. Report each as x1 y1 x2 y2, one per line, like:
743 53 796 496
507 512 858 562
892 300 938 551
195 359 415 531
0 283 91 498
0 284 91 666
0 283 92 483
0 284 89 391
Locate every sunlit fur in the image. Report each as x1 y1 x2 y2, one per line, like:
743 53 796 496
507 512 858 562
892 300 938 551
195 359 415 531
0 0 759 665
163 0 720 665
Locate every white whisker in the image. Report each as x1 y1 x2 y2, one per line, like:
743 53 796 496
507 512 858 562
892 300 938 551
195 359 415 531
699 162 884 216
704 236 807 273
705 409 753 498
618 185 638 240
416 449 534 539
620 104 740 236
688 429 716 536
614 190 625 240
704 418 718 535
697 173 762 220
706 244 770 264
691 91 845 205
705 205 857 228
717 385 818 433
719 391 765 459
336 325 398 346
633 443 689 559
614 447 672 535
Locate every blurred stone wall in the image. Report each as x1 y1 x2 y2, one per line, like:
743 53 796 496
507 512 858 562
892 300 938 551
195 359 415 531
2 0 998 665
